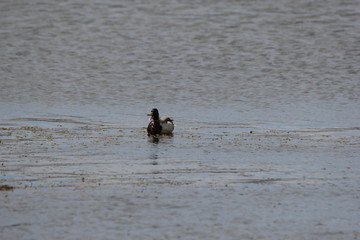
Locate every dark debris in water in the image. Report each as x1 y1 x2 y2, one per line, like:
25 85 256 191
0 184 15 191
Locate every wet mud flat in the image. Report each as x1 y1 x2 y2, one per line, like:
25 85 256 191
1 118 359 240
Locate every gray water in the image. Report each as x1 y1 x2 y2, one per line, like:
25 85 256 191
1 0 360 125
1 0 360 239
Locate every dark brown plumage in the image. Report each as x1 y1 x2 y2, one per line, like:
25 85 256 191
147 119 162 135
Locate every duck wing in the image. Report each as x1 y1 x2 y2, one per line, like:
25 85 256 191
159 117 174 124
159 117 174 134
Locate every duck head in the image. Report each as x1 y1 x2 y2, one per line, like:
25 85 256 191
147 108 160 121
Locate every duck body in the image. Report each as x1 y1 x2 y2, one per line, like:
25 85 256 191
147 108 174 135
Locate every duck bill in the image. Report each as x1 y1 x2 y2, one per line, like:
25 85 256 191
147 113 153 116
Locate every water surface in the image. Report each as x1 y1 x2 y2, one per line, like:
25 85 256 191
1 0 359 239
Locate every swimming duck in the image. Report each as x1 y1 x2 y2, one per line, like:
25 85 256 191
147 108 174 135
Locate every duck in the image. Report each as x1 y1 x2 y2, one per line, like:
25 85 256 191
147 108 174 135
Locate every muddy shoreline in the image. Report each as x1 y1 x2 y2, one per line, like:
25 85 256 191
1 118 359 239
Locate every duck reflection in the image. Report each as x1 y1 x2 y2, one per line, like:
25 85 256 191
148 136 160 143
147 134 174 166
147 134 174 144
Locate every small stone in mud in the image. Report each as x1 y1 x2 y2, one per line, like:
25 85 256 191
0 185 14 191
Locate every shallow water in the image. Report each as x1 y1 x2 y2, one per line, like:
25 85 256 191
1 0 360 239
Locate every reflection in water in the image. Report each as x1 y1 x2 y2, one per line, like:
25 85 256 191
148 136 160 144
150 152 159 165
148 134 174 144
150 152 158 160
148 136 159 165
147 134 174 165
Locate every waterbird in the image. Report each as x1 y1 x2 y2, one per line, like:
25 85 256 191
147 108 174 135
